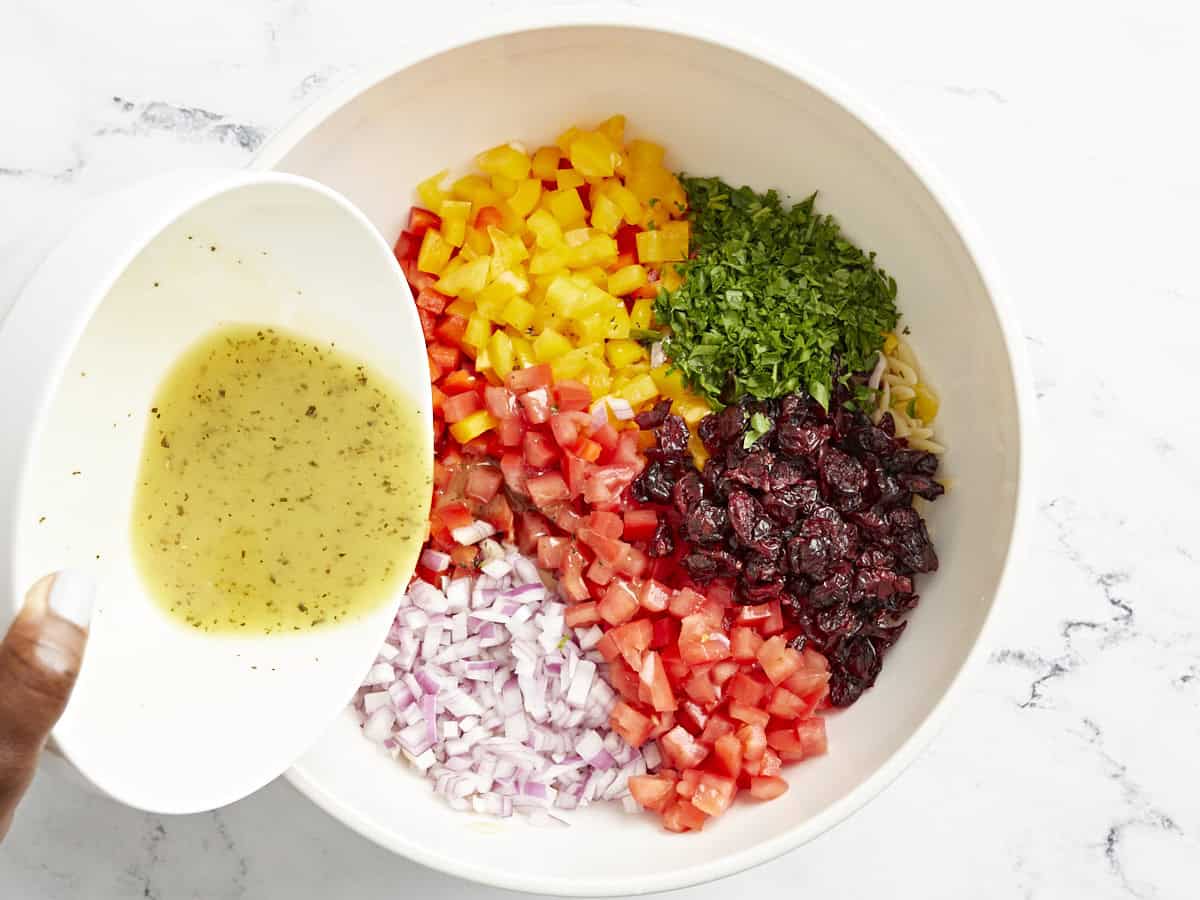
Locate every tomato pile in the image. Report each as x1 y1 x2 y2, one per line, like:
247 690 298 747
391 116 832 833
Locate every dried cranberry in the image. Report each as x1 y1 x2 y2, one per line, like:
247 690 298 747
724 452 773 491
767 458 809 491
810 567 852 610
715 404 747 445
777 422 831 458
656 413 691 456
727 490 780 554
818 445 868 495
634 398 673 430
887 507 938 573
682 547 741 581
632 461 674 504
671 470 705 516
898 473 945 501
648 520 675 558
888 448 939 476
684 500 729 545
697 414 722 452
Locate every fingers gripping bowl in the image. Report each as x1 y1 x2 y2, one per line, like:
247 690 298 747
252 17 1029 896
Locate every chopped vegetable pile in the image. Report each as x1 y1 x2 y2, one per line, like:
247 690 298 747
356 115 944 833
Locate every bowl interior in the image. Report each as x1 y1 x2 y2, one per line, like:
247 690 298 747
14 179 431 814
261 23 1022 896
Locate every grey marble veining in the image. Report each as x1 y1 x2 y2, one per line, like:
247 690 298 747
2 0 1199 898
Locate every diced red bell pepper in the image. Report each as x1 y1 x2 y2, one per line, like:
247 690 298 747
506 364 552 392
408 207 442 236
552 380 592 412
622 508 658 542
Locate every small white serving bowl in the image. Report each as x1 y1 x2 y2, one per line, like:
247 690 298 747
250 11 1032 897
0 171 431 814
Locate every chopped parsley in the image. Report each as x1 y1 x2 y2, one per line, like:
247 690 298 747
654 176 899 409
743 411 772 449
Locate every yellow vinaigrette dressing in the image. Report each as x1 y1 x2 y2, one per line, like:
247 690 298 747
131 325 430 634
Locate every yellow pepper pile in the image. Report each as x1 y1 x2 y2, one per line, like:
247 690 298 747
413 115 710 428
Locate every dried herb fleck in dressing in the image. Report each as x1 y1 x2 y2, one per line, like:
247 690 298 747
130 325 430 634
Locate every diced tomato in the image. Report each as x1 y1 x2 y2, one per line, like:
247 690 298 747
465 466 502 503
710 660 740 685
550 411 591 449
591 421 619 451
728 702 770 728
417 307 438 342
676 699 709 732
611 430 643 467
610 700 653 748
749 776 788 801
474 206 504 229
676 768 701 798
691 773 736 817
628 775 676 813
586 557 614 585
610 618 653 670
699 714 736 746
766 686 807 719
500 453 528 496
441 370 482 395
669 587 721 624
622 508 658 542
428 343 460 372
587 510 624 539
408 206 442 236
607 656 641 703
638 579 671 613
796 717 828 757
757 635 803 685
497 416 524 446
760 747 782 777
549 503 586 534
536 535 569 569
649 615 680 650
480 493 513 539
441 391 482 427
577 527 623 563
730 626 764 662
766 727 805 757
736 724 767 763
432 458 453 490
393 229 420 263
564 601 600 628
435 315 469 348
483 385 515 419
433 500 473 531
552 380 592 412
662 798 707 833
595 630 620 663
449 544 478 569
648 709 676 740
430 384 448 416
661 726 710 770
523 431 557 469
678 614 731 665
611 543 648 578
759 599 785 635
518 387 552 424
638 651 677 712
598 579 639 626
574 438 601 462
582 464 639 506
727 672 769 707
559 544 590 603
683 667 719 705
506 364 552 392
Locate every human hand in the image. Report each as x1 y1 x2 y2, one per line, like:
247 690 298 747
0 572 92 841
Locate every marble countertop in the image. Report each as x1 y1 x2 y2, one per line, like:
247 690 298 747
3 0 1198 897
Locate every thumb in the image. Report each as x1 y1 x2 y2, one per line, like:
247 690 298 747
0 571 93 840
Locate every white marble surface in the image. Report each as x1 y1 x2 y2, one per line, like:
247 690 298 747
2 0 1199 897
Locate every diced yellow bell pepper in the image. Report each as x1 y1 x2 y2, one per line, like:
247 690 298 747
604 181 643 223
605 339 645 368
618 373 660 408
445 297 475 318
509 179 542 218
452 175 500 208
530 247 570 275
556 127 581 154
550 348 591 381
464 226 492 257
913 383 940 423
527 209 565 249
508 331 536 368
578 283 619 319
564 227 592 247
661 263 684 292
608 264 648 297
674 397 712 427
636 221 689 263
596 114 626 146
488 330 515 379
573 313 609 346
651 364 689 401
531 146 562 181
473 345 490 371
689 431 710 468
883 333 899 354
463 313 492 351
449 409 498 444
499 295 536 332
556 169 586 191
605 303 631 340
547 188 588 228
439 200 472 248
567 234 619 269
569 131 621 178
417 170 449 212
417 229 453 275
630 298 655 330
487 226 529 276
476 144 532 181
533 327 574 362
627 140 665 171
475 275 520 312
490 174 519 198
575 266 608 286
590 193 623 235
435 256 491 297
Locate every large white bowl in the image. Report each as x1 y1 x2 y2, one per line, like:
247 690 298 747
252 12 1031 897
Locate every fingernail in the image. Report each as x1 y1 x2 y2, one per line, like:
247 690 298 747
47 569 96 631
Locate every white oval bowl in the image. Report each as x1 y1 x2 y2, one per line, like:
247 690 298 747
252 13 1032 897
0 171 432 814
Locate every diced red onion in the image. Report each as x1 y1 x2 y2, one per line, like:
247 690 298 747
451 520 496 545
420 548 452 572
650 341 666 368
606 397 635 420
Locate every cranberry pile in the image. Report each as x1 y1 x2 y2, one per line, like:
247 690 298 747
631 390 943 707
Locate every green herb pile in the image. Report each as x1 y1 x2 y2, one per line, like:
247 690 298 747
653 176 899 410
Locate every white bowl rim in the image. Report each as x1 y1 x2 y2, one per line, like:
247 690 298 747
251 8 1035 896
